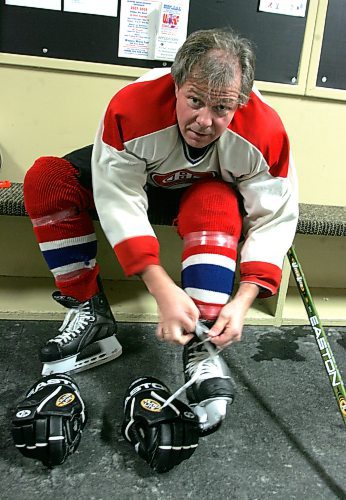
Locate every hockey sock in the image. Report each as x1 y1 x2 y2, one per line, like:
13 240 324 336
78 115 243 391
24 156 99 302
176 180 242 320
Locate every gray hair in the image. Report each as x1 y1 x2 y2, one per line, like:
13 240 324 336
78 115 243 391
171 28 255 105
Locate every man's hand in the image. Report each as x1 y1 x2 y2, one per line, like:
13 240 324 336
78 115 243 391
141 265 200 345
155 282 200 345
209 283 260 347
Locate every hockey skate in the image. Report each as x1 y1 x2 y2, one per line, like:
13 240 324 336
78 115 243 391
183 321 235 435
40 290 122 375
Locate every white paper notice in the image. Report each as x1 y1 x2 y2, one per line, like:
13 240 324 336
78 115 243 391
259 0 307 17
5 0 61 9
118 0 161 60
154 1 189 61
64 0 118 17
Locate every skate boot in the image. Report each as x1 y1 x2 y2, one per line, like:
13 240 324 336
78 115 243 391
40 290 122 375
183 321 235 436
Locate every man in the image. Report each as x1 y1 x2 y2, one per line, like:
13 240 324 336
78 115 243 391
23 28 298 435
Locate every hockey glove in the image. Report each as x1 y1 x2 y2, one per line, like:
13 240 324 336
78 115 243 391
12 374 87 466
122 377 199 473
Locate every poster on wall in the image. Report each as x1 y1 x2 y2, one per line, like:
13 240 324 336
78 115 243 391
258 0 307 17
154 1 189 61
5 0 61 9
118 0 161 60
118 0 189 61
64 0 118 17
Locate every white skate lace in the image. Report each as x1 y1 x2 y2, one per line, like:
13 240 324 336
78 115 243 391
161 336 224 409
49 302 95 345
185 340 223 380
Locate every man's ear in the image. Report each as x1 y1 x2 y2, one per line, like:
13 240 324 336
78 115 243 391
175 84 179 98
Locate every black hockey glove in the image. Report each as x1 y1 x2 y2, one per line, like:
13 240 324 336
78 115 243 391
122 377 199 473
12 374 87 467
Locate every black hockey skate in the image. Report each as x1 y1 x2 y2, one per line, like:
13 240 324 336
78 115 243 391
40 290 122 375
183 321 235 435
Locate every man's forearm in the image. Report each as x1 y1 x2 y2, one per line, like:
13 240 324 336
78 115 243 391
231 282 260 312
140 265 175 299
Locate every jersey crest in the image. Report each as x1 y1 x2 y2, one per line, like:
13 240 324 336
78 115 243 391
150 169 217 187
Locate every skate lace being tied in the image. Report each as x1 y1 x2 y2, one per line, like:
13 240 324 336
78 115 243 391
185 340 222 380
160 338 223 409
50 302 95 345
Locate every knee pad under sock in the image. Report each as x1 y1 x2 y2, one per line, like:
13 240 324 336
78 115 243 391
24 156 99 301
177 180 242 320
182 231 238 320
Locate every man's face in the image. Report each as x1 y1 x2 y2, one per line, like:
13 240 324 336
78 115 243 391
175 70 242 148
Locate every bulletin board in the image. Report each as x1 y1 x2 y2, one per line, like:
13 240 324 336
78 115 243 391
316 0 346 91
0 0 310 84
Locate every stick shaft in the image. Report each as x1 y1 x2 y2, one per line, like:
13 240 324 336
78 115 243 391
287 245 346 427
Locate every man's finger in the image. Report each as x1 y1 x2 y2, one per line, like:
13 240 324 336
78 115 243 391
208 317 228 337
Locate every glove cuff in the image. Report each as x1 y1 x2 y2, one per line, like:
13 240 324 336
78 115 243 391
124 376 169 408
26 374 80 398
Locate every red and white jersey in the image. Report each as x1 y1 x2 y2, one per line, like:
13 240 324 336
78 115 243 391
91 69 298 297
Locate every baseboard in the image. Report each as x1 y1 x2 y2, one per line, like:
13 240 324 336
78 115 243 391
0 276 275 325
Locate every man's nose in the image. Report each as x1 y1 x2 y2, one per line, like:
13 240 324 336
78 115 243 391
195 107 213 128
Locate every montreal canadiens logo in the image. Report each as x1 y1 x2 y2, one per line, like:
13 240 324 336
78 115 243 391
56 393 75 407
140 398 162 412
151 169 216 187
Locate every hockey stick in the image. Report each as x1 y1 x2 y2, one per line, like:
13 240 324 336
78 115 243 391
287 245 346 427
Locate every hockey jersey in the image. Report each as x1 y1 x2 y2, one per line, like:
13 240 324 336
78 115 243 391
91 69 299 297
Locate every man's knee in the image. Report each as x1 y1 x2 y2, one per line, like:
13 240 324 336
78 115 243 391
176 180 242 237
24 156 83 218
24 156 77 190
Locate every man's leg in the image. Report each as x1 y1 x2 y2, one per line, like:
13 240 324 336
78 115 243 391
23 150 121 375
176 179 242 435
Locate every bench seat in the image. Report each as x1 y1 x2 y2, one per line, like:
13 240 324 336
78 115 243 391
1 182 345 237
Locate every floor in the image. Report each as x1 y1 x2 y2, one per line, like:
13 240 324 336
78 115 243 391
0 320 345 500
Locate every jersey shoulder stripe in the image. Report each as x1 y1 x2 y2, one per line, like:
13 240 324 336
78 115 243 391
102 73 177 151
230 91 290 178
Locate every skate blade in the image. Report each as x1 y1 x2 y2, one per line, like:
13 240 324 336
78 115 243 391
41 336 122 375
194 399 228 434
41 355 77 376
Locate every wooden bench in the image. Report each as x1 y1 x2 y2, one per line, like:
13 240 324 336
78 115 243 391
1 182 345 326
1 182 345 236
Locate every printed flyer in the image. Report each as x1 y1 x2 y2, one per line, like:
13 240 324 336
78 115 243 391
118 0 189 61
